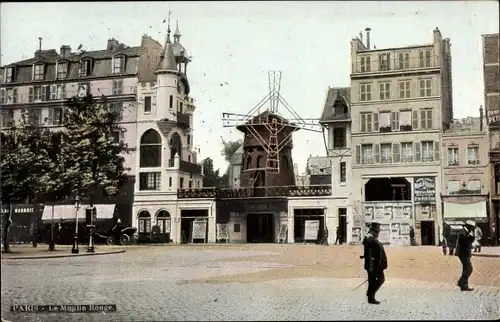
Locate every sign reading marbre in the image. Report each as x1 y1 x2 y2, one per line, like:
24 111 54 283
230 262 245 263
414 177 436 203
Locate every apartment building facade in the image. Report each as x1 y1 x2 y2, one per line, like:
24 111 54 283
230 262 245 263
0 35 164 225
482 32 500 245
348 27 453 245
441 114 491 243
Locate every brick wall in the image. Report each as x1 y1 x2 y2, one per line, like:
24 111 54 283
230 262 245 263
483 34 500 65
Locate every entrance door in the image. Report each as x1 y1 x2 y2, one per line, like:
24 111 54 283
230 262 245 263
420 220 435 246
247 213 274 243
338 208 347 244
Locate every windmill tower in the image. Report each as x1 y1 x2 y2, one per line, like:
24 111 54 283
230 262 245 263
222 71 321 188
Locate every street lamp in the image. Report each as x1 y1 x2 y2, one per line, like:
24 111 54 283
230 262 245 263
87 207 96 253
71 195 81 254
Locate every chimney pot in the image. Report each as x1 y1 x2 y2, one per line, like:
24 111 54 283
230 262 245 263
365 27 371 50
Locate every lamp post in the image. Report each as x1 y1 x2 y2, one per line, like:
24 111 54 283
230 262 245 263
71 195 81 254
87 207 95 253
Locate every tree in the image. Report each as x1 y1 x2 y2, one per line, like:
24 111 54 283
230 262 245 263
52 95 132 204
201 157 221 188
221 139 242 163
0 110 54 252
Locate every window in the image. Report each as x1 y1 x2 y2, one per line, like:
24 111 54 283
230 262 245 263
28 109 42 126
112 80 123 95
398 52 410 69
419 50 431 68
420 109 433 129
379 82 390 100
5 67 14 83
467 180 481 193
169 95 173 109
399 80 410 98
144 96 152 113
138 211 151 233
180 177 184 188
169 177 172 187
179 102 183 113
50 84 64 100
188 179 192 188
0 89 4 104
4 88 17 104
378 112 391 132
57 62 68 79
421 141 434 162
29 86 46 102
340 162 346 183
110 102 122 117
360 113 372 132
360 56 371 72
380 143 392 163
140 129 162 167
1 110 14 127
401 142 413 163
77 83 90 97
361 144 373 164
48 107 64 126
234 223 241 233
360 84 372 101
378 53 391 71
447 180 460 194
33 64 44 81
400 110 412 131
139 172 161 190
467 146 479 165
187 134 191 146
113 56 125 74
79 60 90 77
419 79 432 97
447 148 459 166
333 127 346 148
391 112 399 132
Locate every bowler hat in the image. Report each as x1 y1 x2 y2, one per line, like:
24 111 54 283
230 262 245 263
370 222 381 232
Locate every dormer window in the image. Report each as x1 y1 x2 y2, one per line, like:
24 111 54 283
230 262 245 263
33 64 45 81
112 55 125 74
79 59 91 77
56 61 68 79
5 67 14 83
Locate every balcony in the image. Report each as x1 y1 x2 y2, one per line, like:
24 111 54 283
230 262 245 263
352 56 440 77
177 113 190 128
177 185 332 199
179 160 202 175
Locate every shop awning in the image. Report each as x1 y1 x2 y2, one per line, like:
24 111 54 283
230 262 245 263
41 204 116 223
443 202 487 220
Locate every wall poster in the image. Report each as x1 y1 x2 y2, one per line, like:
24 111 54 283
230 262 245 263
374 205 385 222
414 177 436 204
392 206 403 222
379 224 391 243
351 227 362 243
364 205 374 222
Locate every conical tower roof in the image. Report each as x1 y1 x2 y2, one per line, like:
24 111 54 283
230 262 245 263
157 30 178 73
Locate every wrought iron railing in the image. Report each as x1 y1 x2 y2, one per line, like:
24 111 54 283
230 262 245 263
177 185 332 199
177 113 190 127
178 160 202 175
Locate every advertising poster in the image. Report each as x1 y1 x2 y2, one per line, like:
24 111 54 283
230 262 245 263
414 177 436 204
392 206 403 222
379 224 390 244
364 205 374 221
353 214 363 227
374 205 385 222
304 220 320 241
400 224 410 235
351 227 362 243
216 223 229 240
390 223 401 235
192 219 207 240
402 205 413 223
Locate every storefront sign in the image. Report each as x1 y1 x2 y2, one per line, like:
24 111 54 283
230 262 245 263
304 220 320 241
487 109 500 126
414 177 436 203
192 219 207 240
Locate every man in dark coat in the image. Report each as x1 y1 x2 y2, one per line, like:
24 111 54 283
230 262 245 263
335 227 342 245
362 222 387 304
455 220 475 291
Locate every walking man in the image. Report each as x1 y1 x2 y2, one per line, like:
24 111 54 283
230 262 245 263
456 220 475 291
335 226 342 245
473 225 483 253
362 222 387 304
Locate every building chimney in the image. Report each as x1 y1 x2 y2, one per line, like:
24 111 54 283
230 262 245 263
365 27 371 50
60 45 71 59
479 105 484 131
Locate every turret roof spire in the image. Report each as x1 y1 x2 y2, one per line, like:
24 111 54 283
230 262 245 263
174 20 181 43
157 12 178 73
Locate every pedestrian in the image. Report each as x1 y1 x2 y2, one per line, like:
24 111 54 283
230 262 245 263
335 226 342 245
473 225 483 253
409 227 416 246
362 222 387 305
455 220 475 291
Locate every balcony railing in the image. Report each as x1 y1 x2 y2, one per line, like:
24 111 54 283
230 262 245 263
177 113 190 128
352 56 439 74
177 185 332 199
179 160 202 175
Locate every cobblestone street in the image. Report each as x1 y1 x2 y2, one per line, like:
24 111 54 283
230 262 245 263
2 245 499 321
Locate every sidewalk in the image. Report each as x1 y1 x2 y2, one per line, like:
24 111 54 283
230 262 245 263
472 246 500 258
1 244 125 260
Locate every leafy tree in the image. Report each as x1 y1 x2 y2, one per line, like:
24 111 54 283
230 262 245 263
0 110 54 252
52 95 132 205
221 139 242 163
201 157 221 188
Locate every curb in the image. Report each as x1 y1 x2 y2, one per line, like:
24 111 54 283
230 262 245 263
1 249 125 260
472 253 500 258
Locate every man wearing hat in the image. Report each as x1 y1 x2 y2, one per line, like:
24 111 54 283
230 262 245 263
455 220 476 291
362 222 388 304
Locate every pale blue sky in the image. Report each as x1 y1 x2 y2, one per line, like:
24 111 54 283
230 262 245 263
1 1 498 173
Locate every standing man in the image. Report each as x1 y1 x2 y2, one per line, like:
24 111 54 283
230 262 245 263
409 227 416 246
455 220 475 291
362 222 387 304
473 225 483 253
335 226 342 245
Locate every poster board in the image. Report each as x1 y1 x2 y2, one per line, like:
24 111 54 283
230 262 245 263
303 220 320 241
216 223 229 243
351 227 362 243
379 224 390 244
278 222 288 243
164 218 171 234
191 219 207 243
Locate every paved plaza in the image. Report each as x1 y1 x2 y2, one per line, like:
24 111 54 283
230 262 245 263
1 245 500 321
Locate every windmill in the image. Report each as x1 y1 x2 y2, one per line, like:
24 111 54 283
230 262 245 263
222 71 321 176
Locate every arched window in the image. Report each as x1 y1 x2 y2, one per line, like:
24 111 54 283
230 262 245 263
169 95 173 109
169 132 182 161
140 129 162 167
256 156 263 168
156 210 171 234
281 156 289 171
138 211 151 234
245 156 252 169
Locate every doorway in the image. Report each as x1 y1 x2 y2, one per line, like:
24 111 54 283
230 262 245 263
180 209 208 244
293 209 325 243
247 213 274 243
338 208 347 244
420 220 435 246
